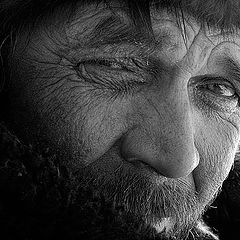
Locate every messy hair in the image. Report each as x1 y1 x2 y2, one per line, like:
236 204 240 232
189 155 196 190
1 0 240 36
1 0 240 90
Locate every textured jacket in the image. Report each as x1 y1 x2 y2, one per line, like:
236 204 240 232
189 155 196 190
0 122 240 240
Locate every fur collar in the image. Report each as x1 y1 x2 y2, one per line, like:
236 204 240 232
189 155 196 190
0 122 240 240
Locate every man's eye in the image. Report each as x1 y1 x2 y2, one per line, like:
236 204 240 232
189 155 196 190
194 77 240 112
197 77 238 99
78 59 130 71
74 57 147 93
92 59 122 69
202 83 236 97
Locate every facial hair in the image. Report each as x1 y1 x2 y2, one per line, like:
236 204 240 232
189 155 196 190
0 122 220 240
75 156 215 239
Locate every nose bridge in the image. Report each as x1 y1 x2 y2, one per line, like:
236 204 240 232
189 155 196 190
121 76 199 178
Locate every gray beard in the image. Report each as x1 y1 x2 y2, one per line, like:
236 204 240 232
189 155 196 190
75 158 217 240
0 122 219 240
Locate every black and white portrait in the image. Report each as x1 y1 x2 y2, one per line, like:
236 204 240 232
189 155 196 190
0 1 240 239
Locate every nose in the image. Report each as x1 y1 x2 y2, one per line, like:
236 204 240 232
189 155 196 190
121 77 199 178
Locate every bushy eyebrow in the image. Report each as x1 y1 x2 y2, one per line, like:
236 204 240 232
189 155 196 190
218 56 240 83
2 0 240 38
85 15 154 47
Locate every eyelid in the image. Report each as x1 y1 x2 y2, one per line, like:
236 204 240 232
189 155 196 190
83 57 131 65
67 41 155 67
74 54 149 89
191 78 239 115
77 56 147 72
198 76 234 86
189 75 236 90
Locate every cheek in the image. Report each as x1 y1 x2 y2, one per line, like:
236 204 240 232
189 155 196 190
8 56 132 169
193 113 240 201
69 97 131 166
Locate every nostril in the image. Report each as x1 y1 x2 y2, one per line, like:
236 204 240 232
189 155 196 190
137 160 162 174
120 126 198 179
125 158 163 175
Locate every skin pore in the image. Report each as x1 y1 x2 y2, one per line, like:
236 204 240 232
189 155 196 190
4 1 240 239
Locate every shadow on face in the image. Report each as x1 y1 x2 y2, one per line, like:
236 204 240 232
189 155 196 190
1 0 240 239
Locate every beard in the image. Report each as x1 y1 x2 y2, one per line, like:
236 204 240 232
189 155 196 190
0 122 219 240
76 160 206 240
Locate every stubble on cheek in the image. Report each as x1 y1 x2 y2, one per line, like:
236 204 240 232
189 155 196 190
71 106 240 238
14 70 212 239
73 144 205 238
6 9 240 239
193 112 240 208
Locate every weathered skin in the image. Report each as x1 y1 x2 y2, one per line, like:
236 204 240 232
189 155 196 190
5 2 240 238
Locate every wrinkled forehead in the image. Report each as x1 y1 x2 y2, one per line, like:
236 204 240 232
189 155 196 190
6 0 240 71
9 0 240 38
41 1 240 58
37 1 240 44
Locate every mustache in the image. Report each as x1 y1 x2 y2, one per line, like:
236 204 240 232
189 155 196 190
76 161 203 238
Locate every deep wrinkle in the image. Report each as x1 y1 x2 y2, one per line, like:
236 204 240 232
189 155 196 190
10 2 240 171
218 56 240 87
3 2 240 240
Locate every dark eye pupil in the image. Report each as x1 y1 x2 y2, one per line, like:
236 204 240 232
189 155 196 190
207 83 235 97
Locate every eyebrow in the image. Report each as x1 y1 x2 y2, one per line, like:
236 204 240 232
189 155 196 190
219 56 240 83
85 15 155 47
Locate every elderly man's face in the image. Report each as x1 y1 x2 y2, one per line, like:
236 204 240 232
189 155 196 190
5 1 240 238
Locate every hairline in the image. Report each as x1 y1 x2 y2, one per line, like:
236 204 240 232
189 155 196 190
2 0 240 37
1 0 240 91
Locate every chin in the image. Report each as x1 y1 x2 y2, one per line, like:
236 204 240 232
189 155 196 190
0 122 222 240
76 155 216 238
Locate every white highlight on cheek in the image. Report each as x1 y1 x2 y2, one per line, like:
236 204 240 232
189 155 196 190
152 217 173 233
